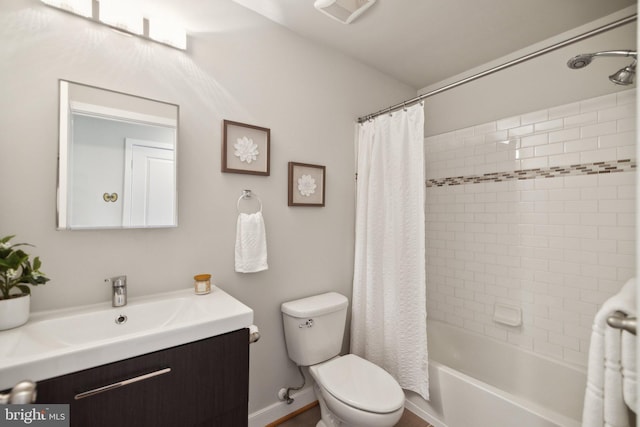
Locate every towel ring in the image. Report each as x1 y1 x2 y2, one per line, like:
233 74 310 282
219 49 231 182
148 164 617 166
237 190 262 213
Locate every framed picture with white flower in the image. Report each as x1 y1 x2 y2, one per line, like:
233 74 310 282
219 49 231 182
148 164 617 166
288 162 325 207
222 120 270 175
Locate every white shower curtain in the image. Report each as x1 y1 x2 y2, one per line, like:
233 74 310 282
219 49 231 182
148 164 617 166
351 102 429 400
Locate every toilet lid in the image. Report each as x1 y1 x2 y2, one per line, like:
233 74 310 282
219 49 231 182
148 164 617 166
311 354 404 414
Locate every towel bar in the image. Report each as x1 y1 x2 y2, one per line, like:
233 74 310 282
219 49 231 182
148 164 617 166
607 311 637 335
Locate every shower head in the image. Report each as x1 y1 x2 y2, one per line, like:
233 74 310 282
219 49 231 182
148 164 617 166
567 54 594 69
567 50 636 68
609 60 636 85
566 50 637 84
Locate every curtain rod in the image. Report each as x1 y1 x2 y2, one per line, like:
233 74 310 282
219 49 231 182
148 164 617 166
357 13 637 123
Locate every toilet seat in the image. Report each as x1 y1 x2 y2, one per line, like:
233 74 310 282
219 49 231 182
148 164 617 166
310 354 404 414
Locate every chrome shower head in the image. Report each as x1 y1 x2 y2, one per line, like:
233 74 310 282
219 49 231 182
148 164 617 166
567 50 637 85
567 54 594 69
609 60 636 85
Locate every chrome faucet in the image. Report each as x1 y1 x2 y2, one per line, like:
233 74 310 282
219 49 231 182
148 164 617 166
105 275 127 307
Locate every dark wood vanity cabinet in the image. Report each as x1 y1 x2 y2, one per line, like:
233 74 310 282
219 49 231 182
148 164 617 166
35 328 249 427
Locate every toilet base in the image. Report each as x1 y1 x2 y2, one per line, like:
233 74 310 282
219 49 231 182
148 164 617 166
313 383 403 427
315 383 343 426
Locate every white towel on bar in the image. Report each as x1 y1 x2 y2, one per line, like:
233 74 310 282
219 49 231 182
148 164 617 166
621 327 637 414
235 212 268 273
582 277 636 427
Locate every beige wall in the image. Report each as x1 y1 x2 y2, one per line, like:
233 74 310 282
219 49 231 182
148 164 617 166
0 0 415 414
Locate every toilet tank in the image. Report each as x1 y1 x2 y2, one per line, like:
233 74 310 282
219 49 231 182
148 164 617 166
281 292 349 366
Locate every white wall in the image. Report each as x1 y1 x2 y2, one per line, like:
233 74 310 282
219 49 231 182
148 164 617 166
425 89 636 367
0 0 415 416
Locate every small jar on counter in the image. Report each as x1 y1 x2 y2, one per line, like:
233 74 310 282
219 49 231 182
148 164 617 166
193 274 212 295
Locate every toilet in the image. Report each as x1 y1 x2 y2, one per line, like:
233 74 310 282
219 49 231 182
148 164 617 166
281 292 404 427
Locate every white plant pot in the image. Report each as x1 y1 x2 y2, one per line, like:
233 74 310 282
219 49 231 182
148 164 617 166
0 294 31 331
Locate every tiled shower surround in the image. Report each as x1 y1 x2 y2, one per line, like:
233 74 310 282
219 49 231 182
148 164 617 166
425 89 636 367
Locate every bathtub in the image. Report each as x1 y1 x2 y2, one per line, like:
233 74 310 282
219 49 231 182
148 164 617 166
405 321 587 427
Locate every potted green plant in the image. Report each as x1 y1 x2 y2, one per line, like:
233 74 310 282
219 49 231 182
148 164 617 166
0 235 49 330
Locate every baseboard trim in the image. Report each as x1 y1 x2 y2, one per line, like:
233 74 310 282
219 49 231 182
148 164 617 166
248 387 316 427
403 397 448 427
265 400 319 427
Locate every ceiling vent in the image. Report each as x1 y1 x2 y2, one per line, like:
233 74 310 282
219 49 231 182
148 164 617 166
313 0 376 24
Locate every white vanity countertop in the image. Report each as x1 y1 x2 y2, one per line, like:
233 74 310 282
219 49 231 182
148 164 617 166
0 287 253 390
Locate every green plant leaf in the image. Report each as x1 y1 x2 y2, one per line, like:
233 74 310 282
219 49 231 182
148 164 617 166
1 235 49 297
0 235 15 244
16 285 31 295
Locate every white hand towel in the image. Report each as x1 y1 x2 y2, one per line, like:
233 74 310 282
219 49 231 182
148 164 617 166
582 277 636 427
621 330 637 413
235 212 268 273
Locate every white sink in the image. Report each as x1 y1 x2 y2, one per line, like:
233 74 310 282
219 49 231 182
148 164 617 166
0 287 253 390
24 297 190 347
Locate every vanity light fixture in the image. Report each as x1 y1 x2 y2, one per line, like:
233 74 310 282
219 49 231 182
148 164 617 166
98 1 144 35
40 0 188 50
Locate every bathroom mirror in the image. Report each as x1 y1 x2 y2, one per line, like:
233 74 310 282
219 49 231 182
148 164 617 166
57 80 178 229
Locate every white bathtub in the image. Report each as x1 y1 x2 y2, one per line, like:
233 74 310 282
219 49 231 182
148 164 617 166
405 321 587 427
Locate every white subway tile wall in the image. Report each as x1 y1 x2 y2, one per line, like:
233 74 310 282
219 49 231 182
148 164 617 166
425 89 636 367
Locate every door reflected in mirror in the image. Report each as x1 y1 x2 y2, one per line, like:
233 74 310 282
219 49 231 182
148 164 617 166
57 81 178 229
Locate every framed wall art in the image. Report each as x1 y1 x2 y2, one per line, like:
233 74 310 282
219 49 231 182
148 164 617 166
288 162 325 207
222 120 270 175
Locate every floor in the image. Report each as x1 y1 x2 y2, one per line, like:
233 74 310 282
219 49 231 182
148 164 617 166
277 404 433 427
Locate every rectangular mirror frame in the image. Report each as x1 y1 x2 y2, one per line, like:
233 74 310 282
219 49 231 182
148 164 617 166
57 80 179 230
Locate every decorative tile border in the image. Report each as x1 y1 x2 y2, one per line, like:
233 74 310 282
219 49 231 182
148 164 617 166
426 159 636 187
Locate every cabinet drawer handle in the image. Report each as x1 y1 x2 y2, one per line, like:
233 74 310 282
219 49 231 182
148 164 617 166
74 367 171 400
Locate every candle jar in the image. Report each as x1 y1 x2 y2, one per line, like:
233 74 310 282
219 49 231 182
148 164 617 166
193 274 211 295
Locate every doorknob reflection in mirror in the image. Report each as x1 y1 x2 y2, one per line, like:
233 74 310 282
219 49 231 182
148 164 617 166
57 80 178 230
103 193 118 203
